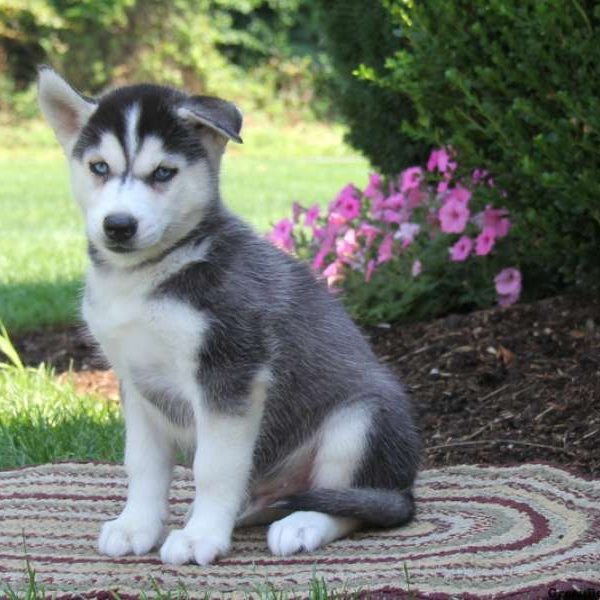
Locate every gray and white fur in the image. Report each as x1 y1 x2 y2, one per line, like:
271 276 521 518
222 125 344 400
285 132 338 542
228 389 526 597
37 67 421 565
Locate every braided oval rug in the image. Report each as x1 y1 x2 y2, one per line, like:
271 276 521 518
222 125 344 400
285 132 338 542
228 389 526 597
1 462 599 599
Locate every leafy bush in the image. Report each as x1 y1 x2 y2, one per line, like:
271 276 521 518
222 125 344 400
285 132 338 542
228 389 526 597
369 0 600 293
313 0 428 172
269 148 521 325
0 0 329 119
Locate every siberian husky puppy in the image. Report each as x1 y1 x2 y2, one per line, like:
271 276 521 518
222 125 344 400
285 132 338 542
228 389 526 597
37 67 421 565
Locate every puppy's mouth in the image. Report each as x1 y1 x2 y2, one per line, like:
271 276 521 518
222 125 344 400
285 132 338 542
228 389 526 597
104 242 137 254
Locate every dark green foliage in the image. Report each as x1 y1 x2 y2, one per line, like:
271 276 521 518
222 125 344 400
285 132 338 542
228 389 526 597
0 0 328 118
314 0 428 172
378 0 600 292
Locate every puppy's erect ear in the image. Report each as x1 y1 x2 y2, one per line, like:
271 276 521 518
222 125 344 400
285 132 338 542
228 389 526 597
37 66 97 150
177 96 243 145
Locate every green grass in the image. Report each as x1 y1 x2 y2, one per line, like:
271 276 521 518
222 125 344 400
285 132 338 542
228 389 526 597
3 558 354 600
0 119 369 332
0 326 123 468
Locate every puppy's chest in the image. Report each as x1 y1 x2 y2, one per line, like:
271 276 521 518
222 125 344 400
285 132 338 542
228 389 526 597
83 273 206 387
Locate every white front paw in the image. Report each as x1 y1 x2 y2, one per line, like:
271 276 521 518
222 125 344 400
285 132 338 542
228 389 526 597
160 528 230 565
98 512 165 557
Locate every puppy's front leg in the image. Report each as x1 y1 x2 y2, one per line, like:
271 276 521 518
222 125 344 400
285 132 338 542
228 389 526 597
99 384 174 556
160 405 262 565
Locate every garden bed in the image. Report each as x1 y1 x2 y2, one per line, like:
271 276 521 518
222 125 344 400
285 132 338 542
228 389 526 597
11 294 600 476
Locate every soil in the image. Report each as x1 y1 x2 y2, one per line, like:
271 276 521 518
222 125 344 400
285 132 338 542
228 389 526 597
10 294 600 477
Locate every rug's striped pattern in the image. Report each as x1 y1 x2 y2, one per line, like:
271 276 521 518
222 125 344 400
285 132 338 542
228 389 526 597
1 462 598 598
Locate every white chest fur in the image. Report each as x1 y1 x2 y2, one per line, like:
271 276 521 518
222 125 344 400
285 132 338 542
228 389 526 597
83 262 208 427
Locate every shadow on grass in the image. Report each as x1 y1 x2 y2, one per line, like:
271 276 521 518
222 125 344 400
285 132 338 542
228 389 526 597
0 278 83 333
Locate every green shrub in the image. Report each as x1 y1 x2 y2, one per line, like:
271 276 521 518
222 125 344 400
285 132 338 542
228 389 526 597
375 0 600 293
314 0 428 173
0 0 329 120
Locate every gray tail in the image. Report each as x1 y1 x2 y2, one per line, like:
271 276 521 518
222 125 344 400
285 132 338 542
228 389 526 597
271 488 415 528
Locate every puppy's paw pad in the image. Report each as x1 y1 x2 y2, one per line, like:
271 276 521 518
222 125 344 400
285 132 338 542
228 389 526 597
267 512 329 556
160 529 229 565
98 515 163 557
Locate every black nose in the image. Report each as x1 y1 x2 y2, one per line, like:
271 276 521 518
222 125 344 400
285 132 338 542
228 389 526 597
103 213 138 242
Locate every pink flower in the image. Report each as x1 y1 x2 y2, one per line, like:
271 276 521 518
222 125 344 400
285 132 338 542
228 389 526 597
381 209 403 225
405 188 426 210
437 178 450 194
447 185 472 206
427 148 450 173
292 202 304 224
478 205 511 238
498 292 520 307
336 229 359 263
449 236 473 262
365 259 376 282
400 167 423 193
383 193 405 210
472 169 490 184
377 234 394 264
312 233 335 270
439 199 470 234
331 185 361 222
268 218 294 252
475 226 496 256
323 260 345 287
494 267 522 296
495 268 522 307
364 173 382 199
411 259 422 277
395 222 421 245
304 204 320 227
357 222 381 247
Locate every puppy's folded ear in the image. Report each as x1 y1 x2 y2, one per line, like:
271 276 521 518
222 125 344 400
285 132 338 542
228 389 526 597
177 96 243 145
37 66 97 150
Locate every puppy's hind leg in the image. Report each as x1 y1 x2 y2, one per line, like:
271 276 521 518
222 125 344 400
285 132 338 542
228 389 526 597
267 403 370 556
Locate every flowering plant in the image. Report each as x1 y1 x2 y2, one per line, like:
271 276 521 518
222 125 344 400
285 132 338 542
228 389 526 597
268 148 522 324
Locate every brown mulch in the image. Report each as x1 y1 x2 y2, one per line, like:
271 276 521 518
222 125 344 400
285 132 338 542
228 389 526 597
10 294 600 476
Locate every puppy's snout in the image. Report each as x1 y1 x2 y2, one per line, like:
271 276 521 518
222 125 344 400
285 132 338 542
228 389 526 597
103 213 138 242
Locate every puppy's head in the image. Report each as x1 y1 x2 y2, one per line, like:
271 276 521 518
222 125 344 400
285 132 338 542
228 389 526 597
37 67 242 266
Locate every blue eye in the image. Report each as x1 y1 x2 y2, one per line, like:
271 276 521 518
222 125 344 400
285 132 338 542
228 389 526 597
152 166 178 183
90 161 110 177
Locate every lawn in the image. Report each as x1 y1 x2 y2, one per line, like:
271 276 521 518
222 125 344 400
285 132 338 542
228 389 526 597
0 119 369 332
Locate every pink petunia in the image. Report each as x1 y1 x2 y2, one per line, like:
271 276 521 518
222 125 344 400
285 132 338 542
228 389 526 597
331 185 361 222
336 229 359 263
411 259 422 277
268 218 294 252
357 222 381 247
381 209 403 225
405 188 426 210
498 292 520 307
400 167 423 193
383 193 405 210
478 205 511 238
312 233 335 270
447 185 472 206
364 173 382 199
439 199 470 234
304 204 320 227
427 148 450 173
449 236 473 262
494 267 522 296
475 226 496 256
323 260 345 287
365 259 377 282
377 234 394 264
